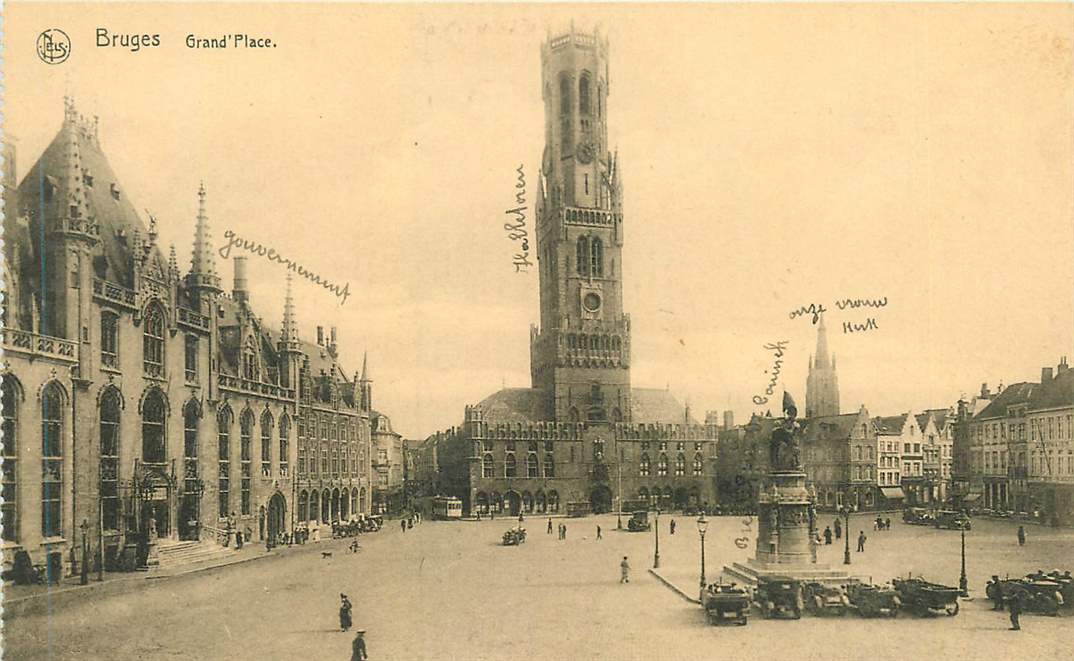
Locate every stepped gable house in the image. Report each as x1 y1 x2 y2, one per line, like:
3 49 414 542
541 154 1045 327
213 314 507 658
436 30 720 517
1 99 373 577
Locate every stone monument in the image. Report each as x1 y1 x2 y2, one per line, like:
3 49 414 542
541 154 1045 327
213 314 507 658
724 392 850 586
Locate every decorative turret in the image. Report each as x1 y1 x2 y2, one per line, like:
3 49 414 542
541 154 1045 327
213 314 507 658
168 244 180 280
186 182 222 298
359 351 372 412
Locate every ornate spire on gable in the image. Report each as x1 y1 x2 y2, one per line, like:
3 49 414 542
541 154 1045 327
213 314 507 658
168 243 180 279
186 182 222 295
278 272 301 354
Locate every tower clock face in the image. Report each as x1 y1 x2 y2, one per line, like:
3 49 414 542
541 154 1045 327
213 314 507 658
576 141 595 164
583 292 602 312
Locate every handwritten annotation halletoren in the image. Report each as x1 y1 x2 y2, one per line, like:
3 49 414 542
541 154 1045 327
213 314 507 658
504 164 533 273
219 229 351 305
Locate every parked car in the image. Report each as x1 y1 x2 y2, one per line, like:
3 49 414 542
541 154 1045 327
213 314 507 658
892 576 960 616
627 510 651 532
844 581 901 617
502 528 527 546
702 582 750 625
803 582 850 616
753 576 803 619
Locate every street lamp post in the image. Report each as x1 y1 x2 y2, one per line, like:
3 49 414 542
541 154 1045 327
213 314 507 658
839 503 855 565
653 508 661 569
697 514 708 590
958 509 970 596
617 461 623 530
79 519 90 585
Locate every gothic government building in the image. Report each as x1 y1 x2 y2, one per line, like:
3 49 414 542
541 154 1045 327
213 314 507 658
437 30 720 517
1 100 382 578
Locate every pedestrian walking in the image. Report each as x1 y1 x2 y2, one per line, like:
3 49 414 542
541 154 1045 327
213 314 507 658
548 518 553 535
562 523 567 540
988 576 1005 611
351 630 368 661
823 526 832 545
856 530 866 552
339 594 353 632
884 517 891 530
401 519 407 533
1008 591 1023 630
670 519 676 535
596 525 602 540
873 517 880 531
236 526 245 550
833 518 842 539
1017 525 1026 546
620 556 630 583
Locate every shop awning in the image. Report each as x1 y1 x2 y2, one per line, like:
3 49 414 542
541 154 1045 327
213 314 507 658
880 487 906 500
961 493 981 502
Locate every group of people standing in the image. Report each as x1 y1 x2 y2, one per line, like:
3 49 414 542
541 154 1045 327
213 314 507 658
547 519 569 540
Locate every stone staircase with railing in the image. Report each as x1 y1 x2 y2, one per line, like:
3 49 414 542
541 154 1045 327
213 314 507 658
152 539 237 571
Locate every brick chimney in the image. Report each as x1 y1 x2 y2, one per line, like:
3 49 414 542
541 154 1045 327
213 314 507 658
1042 366 1054 383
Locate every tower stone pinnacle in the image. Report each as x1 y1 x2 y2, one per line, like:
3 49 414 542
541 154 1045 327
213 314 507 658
187 182 222 295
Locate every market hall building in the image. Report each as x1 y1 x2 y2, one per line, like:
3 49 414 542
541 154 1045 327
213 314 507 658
1 99 373 579
435 30 720 517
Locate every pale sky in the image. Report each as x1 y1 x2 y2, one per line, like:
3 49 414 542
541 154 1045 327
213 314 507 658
6 2 1073 438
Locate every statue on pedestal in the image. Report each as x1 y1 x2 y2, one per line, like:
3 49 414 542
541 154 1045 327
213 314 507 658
769 392 802 471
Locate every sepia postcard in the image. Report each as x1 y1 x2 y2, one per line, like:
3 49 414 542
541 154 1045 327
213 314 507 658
1 2 1072 659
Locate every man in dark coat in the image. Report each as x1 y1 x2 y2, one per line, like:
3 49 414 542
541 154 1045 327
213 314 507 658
856 530 866 552
339 594 353 632
1017 525 1026 546
351 630 368 660
548 518 553 535
833 518 842 539
823 526 832 545
1008 591 1023 630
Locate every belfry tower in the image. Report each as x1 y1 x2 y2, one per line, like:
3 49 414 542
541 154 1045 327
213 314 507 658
530 28 631 424
805 314 840 417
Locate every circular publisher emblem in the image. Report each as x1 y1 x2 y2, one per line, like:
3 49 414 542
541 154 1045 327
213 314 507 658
37 29 71 65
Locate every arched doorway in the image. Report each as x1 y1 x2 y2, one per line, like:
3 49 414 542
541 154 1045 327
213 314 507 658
309 490 320 522
490 491 503 513
674 487 688 510
267 492 286 542
341 489 350 519
535 491 547 513
505 491 522 516
476 492 489 514
331 488 341 521
547 490 559 513
321 489 330 522
590 485 613 514
522 491 533 513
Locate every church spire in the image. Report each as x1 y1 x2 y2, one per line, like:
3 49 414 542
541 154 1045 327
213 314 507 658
282 272 297 343
187 182 222 296
359 350 372 412
814 313 830 369
805 312 840 417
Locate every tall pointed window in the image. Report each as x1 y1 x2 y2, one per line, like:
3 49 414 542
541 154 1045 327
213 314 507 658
242 337 260 382
639 454 651 477
279 414 290 477
693 453 704 476
527 453 539 477
675 453 686 476
483 453 494 478
2 377 18 541
657 453 669 477
240 411 253 515
141 389 166 464
544 453 555 477
184 335 199 383
100 389 121 530
590 238 604 277
101 312 119 368
505 453 517 478
577 236 590 275
143 304 165 376
183 401 199 505
41 383 64 537
260 411 273 477
560 73 572 152
217 409 231 517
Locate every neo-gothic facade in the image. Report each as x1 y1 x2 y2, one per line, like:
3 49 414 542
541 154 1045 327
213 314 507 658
1 101 374 577
436 30 719 516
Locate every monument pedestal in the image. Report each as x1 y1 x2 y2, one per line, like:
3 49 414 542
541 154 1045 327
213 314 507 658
722 471 852 587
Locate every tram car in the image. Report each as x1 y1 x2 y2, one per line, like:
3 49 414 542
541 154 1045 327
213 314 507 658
431 496 463 520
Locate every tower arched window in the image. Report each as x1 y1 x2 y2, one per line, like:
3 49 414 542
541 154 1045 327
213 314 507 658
657 453 669 477
693 452 704 475
100 389 122 530
505 453 517 478
260 411 273 476
639 453 651 477
559 73 572 152
217 409 231 517
482 453 494 478
544 453 555 477
527 453 539 478
675 453 686 476
577 236 590 275
41 383 64 538
142 389 166 464
279 414 290 476
579 73 591 115
2 377 19 541
590 237 604 277
142 303 165 376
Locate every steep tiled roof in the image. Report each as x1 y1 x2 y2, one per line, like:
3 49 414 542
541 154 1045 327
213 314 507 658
976 382 1038 420
874 414 908 435
475 388 551 424
1029 369 1074 411
924 408 951 431
630 388 697 425
801 413 860 442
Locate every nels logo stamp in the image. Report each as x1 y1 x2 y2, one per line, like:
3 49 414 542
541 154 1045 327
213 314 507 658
37 28 71 64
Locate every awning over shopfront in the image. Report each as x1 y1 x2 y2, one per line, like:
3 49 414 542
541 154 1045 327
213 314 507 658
880 487 906 500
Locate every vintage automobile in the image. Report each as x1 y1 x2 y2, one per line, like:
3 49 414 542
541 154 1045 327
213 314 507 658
1043 570 1074 606
502 528 527 546
702 582 750 625
933 510 971 530
844 581 901 617
803 582 850 616
986 578 1061 615
892 576 960 616
753 576 804 619
902 507 932 526
627 510 652 532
